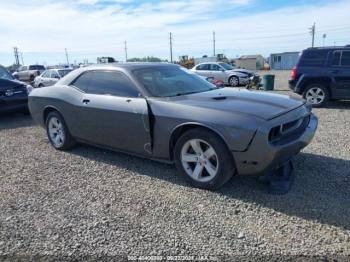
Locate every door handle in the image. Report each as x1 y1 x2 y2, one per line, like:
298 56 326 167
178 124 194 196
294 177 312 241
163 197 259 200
82 99 90 104
331 70 339 74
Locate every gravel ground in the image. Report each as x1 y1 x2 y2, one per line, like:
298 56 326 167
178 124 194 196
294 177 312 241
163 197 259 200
0 76 349 260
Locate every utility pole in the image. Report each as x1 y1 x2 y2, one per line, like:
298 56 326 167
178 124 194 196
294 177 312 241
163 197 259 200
13 47 20 66
309 23 316 48
213 31 216 57
65 48 70 66
169 32 173 63
124 41 128 62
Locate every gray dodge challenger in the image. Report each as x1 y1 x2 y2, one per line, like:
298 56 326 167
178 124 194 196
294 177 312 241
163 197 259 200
28 63 318 190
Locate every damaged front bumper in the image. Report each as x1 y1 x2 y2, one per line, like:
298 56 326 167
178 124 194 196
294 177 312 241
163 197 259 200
232 112 318 176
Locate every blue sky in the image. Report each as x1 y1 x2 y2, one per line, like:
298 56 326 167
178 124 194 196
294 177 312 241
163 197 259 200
0 0 350 66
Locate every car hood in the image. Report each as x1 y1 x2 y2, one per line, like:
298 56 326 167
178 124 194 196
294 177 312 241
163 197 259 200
158 88 305 121
232 68 253 74
0 78 27 91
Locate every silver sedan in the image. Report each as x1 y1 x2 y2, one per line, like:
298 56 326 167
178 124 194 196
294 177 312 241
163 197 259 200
34 69 72 88
191 62 252 87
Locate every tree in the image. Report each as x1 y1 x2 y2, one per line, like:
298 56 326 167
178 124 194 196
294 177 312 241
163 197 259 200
127 56 163 62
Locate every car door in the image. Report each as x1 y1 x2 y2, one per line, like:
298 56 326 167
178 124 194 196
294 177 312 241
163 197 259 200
194 64 211 78
330 50 350 98
49 71 60 86
71 70 152 156
17 66 27 81
210 64 226 81
39 71 51 86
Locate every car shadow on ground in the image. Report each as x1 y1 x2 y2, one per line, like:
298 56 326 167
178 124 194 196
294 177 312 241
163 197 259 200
70 145 349 230
324 100 350 110
0 113 34 130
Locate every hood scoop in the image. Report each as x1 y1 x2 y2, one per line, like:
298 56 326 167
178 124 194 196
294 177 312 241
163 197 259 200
212 96 227 100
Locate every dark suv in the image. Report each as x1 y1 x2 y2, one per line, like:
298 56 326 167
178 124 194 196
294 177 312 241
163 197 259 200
289 46 350 107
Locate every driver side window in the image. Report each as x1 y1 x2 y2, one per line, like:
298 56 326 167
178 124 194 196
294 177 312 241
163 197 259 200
210 64 221 71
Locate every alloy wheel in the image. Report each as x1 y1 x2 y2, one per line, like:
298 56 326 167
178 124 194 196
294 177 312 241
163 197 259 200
181 139 219 182
305 87 325 105
48 117 65 147
230 77 239 86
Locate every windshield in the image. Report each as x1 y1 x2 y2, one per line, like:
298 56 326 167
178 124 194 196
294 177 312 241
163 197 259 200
0 67 14 80
58 69 72 77
219 63 234 70
29 65 45 70
133 66 216 97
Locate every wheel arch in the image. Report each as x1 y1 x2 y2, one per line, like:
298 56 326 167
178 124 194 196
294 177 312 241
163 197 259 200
168 122 231 161
299 77 332 97
43 105 63 124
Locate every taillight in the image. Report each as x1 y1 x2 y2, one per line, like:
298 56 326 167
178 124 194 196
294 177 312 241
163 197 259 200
291 66 297 80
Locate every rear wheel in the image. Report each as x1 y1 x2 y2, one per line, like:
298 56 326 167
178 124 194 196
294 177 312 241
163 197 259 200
46 111 76 150
303 83 329 107
174 128 235 190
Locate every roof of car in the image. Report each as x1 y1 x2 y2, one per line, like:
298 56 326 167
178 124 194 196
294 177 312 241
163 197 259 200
56 62 179 86
87 62 177 70
306 46 350 51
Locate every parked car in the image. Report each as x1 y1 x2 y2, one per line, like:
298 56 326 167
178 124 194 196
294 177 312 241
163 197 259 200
13 65 46 82
28 63 317 190
289 46 350 107
34 68 73 88
191 62 258 87
0 65 32 113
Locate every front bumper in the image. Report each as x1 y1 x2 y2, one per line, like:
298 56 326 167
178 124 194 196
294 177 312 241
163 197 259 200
239 77 250 85
233 111 318 176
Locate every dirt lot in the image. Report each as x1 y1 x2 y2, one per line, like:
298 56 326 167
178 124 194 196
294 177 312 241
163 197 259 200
0 71 349 261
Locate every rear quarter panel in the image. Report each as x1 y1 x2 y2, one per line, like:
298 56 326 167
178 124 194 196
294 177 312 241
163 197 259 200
28 85 83 135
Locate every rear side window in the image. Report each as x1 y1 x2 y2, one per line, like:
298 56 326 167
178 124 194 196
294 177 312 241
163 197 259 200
341 51 350 66
196 64 210 70
331 51 341 66
72 72 91 92
42 71 50 78
72 71 139 97
29 65 45 70
299 50 330 66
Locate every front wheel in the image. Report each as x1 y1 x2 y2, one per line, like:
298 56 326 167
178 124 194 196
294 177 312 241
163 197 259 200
303 83 329 107
229 76 239 87
46 111 76 150
174 128 235 190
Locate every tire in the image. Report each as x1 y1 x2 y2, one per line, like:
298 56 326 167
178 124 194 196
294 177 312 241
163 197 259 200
174 128 235 190
302 83 330 107
45 111 76 150
30 75 35 82
229 76 239 87
38 83 44 88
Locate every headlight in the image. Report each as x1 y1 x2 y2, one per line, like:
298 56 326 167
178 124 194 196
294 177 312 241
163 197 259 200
26 85 33 94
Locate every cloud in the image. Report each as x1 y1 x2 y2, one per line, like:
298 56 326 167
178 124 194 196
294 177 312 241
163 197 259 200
0 0 349 65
